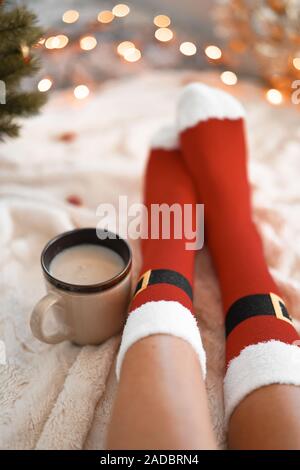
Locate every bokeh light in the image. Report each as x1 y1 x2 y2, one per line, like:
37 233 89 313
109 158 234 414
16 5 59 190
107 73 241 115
293 58 300 70
62 10 79 24
45 36 60 49
117 41 135 56
205 45 222 60
180 42 197 56
153 15 171 28
155 28 174 42
74 85 90 99
266 88 283 105
112 4 130 18
80 36 97 51
123 48 142 62
55 35 69 49
38 78 52 92
220 71 238 85
97 10 114 23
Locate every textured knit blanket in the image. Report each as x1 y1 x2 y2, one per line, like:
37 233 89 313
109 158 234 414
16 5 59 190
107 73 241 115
0 72 300 449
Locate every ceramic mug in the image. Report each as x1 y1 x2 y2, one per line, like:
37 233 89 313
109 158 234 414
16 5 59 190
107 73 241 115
30 228 132 345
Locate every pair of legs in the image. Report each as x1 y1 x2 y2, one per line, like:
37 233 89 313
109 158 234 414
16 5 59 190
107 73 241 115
108 338 300 449
107 84 300 449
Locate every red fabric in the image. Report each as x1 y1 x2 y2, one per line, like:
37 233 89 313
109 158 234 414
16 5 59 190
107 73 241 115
181 118 280 313
180 117 299 364
129 146 197 314
130 283 193 313
226 316 299 365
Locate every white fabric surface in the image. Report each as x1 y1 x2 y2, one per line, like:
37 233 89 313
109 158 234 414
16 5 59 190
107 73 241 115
224 340 300 425
0 71 300 449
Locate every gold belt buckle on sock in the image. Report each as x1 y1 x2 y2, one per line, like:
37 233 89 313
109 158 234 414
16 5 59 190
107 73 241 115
226 293 294 337
270 293 293 325
134 270 152 298
132 269 193 301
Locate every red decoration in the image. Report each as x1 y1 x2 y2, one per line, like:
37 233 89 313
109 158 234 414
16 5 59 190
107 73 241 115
66 195 83 206
56 131 77 143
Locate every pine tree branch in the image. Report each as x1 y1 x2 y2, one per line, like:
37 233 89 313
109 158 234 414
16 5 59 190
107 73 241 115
0 116 20 141
0 7 42 53
3 91 47 117
0 54 40 85
0 2 47 140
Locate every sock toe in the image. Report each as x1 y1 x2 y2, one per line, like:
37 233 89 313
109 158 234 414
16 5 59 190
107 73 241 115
177 82 245 132
150 125 179 151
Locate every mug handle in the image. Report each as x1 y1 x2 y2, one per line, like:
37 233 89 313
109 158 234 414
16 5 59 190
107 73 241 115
30 292 73 344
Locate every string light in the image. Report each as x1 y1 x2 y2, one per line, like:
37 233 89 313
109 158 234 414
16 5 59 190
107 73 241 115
74 85 90 100
112 4 130 18
62 10 79 24
123 48 142 62
38 78 52 92
45 36 60 49
180 41 197 56
45 35 68 50
293 58 300 70
55 35 69 49
205 45 222 60
80 36 97 51
153 15 171 28
221 71 238 85
97 10 114 23
266 88 283 105
30 4 299 110
155 28 174 42
117 41 135 56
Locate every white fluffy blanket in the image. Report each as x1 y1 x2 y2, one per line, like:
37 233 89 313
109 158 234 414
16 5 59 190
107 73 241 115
1 72 300 449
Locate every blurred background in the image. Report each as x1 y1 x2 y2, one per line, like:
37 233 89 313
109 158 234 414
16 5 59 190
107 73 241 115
11 0 300 104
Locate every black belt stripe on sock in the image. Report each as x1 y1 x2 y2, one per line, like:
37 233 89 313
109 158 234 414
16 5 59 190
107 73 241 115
225 293 293 338
134 269 193 301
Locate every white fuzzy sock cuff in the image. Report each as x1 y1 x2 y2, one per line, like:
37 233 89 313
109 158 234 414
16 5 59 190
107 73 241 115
116 300 206 380
224 340 300 425
150 125 179 150
177 82 245 132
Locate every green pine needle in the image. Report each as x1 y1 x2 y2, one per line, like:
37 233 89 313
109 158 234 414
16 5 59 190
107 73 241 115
0 1 47 140
3 91 47 117
0 7 43 53
0 116 20 140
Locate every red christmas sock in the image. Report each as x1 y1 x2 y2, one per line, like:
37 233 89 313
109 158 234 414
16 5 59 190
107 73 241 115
178 83 300 422
116 126 206 379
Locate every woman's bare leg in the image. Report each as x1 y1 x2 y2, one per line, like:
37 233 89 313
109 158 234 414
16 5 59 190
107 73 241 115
228 384 300 449
107 335 217 450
